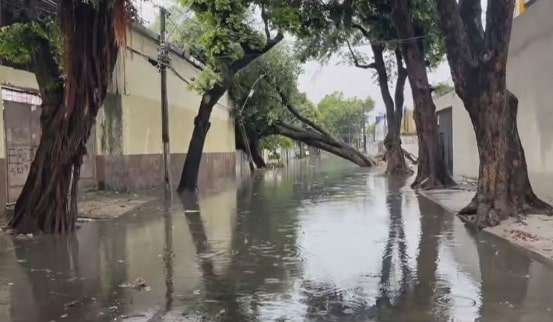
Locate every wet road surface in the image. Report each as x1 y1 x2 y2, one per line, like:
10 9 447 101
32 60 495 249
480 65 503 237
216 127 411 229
2 158 553 322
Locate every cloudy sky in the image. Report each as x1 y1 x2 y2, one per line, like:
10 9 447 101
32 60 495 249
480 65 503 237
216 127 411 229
298 50 453 113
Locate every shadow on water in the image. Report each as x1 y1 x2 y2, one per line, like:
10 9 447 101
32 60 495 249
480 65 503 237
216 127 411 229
2 157 553 321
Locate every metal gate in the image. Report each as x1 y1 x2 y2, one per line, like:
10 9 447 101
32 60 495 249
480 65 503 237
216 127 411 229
2 87 96 205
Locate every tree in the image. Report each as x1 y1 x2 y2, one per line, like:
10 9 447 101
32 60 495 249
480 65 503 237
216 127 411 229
291 0 413 175
317 92 374 147
176 0 283 192
382 0 455 188
230 47 375 167
2 0 131 234
434 0 552 228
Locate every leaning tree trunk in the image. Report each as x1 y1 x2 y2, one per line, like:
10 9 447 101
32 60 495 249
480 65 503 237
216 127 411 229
178 85 226 192
273 123 374 167
390 4 455 189
249 138 266 169
8 0 127 234
458 91 552 228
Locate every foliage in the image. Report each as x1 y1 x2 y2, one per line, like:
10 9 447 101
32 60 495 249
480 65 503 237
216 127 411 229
177 0 269 91
289 0 445 68
0 20 62 67
261 135 294 159
433 82 454 97
318 91 374 143
230 45 312 137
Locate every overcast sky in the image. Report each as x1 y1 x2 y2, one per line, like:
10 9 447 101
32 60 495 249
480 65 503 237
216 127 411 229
298 52 453 113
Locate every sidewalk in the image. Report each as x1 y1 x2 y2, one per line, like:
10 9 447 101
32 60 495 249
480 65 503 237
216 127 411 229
77 189 159 220
421 186 553 266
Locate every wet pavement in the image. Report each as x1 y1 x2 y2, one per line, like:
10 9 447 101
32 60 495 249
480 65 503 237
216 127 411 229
2 158 553 322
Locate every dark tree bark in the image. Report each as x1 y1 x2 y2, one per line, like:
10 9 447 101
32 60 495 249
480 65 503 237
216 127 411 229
249 138 266 169
375 46 411 175
349 26 412 175
435 0 553 228
390 0 456 189
177 25 283 192
271 122 374 167
8 0 128 234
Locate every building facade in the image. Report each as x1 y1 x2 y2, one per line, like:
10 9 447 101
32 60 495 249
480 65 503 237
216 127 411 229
0 25 239 207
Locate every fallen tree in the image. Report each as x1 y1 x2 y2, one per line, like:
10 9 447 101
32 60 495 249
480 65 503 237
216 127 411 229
269 122 374 167
231 46 375 168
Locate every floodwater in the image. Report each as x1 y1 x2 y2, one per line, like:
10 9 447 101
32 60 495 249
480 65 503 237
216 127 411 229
2 158 553 322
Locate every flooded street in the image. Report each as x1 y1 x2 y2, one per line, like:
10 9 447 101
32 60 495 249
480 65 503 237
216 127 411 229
2 158 553 322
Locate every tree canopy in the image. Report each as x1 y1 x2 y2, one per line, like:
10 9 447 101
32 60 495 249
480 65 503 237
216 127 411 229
318 92 374 144
176 0 284 92
230 45 316 139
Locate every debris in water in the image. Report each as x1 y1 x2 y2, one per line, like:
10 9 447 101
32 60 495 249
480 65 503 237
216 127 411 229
60 313 68 319
64 300 80 308
15 233 34 240
184 209 200 214
7 282 14 286
119 277 151 291
264 278 280 284
193 289 201 295
509 229 538 241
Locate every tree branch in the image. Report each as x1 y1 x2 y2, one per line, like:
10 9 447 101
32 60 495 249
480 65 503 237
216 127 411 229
231 31 283 73
351 22 371 40
371 42 396 127
346 40 375 69
435 0 477 100
394 48 408 122
273 121 375 167
275 88 340 145
484 0 516 67
459 0 485 53
261 4 271 41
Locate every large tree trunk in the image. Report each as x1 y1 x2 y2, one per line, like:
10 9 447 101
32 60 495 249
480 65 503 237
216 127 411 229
8 0 126 234
390 1 455 189
409 82 454 189
458 91 552 228
273 123 374 167
178 85 226 192
434 0 552 228
249 138 266 169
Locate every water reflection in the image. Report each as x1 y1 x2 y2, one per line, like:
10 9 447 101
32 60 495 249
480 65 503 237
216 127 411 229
2 158 553 321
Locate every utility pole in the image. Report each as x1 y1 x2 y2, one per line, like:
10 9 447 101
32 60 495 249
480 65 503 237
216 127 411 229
159 7 172 196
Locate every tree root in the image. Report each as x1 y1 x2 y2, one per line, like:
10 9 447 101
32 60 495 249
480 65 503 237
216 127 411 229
412 175 452 190
457 193 553 230
402 149 418 164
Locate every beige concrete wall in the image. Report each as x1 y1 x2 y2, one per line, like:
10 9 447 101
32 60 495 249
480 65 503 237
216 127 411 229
435 92 479 179
435 0 553 200
109 28 236 156
0 66 39 159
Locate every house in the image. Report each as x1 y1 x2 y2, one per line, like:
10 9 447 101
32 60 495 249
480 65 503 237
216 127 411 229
0 24 240 207
435 0 553 200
